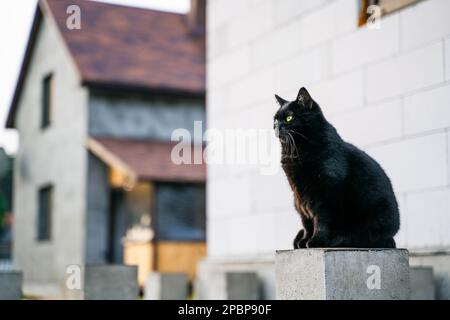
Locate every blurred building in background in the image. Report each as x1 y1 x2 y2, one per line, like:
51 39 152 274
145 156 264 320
0 147 13 263
6 0 206 297
205 0 450 299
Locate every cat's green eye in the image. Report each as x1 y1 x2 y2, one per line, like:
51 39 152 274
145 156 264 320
286 115 293 123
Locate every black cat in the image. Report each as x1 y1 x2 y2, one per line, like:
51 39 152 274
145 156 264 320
274 87 399 249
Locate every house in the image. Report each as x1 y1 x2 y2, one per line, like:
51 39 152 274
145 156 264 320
6 0 206 297
205 0 450 299
0 147 13 261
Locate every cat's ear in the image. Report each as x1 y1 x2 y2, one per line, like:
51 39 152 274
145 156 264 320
296 87 313 108
275 94 287 106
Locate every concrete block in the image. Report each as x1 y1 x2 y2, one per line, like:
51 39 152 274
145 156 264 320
310 70 364 115
207 219 231 256
406 189 450 248
410 253 450 300
367 133 448 193
330 99 402 147
278 47 325 92
208 176 252 218
144 272 188 300
366 42 444 103
0 271 23 300
84 265 138 300
207 0 247 29
410 267 435 300
446 38 450 81
401 0 450 51
250 25 302 69
229 214 277 256
229 66 277 109
331 14 400 75
275 249 410 300
208 46 251 89
404 84 450 135
228 0 273 48
273 0 328 25
196 263 262 300
226 272 259 300
298 4 337 50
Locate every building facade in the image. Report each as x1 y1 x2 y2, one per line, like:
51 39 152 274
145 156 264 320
8 0 206 297
206 0 450 299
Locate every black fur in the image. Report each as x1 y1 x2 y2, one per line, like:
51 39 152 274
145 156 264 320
274 87 399 249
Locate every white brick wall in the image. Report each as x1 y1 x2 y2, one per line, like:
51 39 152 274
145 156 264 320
367 133 448 193
207 0 450 256
366 42 444 103
400 0 450 51
445 38 450 81
406 188 450 247
331 14 400 75
330 99 403 147
404 84 450 135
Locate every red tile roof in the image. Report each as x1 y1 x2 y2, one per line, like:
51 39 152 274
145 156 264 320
7 0 205 128
89 137 206 183
46 0 205 94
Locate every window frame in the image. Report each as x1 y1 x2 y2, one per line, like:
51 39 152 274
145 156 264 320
41 73 53 129
359 0 423 26
37 184 53 242
152 182 206 242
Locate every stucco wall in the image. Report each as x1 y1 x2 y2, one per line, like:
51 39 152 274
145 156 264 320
13 14 88 296
207 0 450 256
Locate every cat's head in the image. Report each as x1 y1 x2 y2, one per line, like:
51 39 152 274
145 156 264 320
273 87 322 142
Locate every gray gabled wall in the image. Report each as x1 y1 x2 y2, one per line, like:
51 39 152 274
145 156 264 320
13 13 88 297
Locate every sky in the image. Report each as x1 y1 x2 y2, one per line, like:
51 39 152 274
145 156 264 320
0 0 189 155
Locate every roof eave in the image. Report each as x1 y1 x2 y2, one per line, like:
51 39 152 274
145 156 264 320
82 80 205 100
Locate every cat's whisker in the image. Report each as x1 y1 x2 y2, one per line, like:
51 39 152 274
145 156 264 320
288 132 300 158
289 130 312 144
289 133 299 158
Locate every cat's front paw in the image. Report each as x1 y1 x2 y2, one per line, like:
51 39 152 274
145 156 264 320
293 229 309 249
306 237 326 248
294 237 308 249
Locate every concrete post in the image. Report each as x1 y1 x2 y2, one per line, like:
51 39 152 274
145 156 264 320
196 270 260 300
0 271 23 300
84 265 138 300
144 272 189 300
410 266 435 300
226 272 260 300
275 249 410 300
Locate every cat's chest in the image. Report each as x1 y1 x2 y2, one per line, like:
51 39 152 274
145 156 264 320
282 160 316 219
282 159 315 187
292 185 314 219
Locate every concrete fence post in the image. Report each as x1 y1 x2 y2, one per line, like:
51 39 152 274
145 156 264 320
225 272 260 300
144 272 189 300
0 271 23 300
196 270 260 300
84 265 138 300
275 249 410 300
410 266 435 300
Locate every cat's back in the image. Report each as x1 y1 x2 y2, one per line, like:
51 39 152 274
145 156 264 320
342 141 398 209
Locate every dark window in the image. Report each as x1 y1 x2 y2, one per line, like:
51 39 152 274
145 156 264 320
37 185 53 241
154 183 205 241
41 74 53 128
